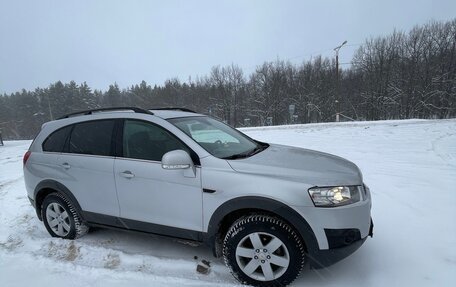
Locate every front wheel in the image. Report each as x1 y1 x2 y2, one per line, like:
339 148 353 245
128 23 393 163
223 214 305 287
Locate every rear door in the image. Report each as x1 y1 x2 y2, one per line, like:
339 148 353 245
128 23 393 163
56 119 119 218
113 119 203 235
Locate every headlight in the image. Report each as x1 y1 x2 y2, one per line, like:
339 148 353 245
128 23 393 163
308 186 361 207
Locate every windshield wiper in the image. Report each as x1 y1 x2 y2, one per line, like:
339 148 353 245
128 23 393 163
222 145 266 160
249 145 267 156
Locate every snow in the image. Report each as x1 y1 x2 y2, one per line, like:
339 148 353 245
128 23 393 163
1 119 455 286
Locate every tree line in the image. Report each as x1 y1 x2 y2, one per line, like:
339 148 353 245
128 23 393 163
1 19 454 140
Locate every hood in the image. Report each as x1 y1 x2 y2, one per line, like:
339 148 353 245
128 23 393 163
227 144 362 186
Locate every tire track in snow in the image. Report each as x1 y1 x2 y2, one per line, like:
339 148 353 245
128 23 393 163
1 234 235 286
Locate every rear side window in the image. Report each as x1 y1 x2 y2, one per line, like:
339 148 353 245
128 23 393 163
68 120 115 156
42 126 72 152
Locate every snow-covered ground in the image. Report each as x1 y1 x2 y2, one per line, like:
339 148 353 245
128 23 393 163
1 119 455 287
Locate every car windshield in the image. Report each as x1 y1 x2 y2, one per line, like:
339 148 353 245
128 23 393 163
168 116 267 159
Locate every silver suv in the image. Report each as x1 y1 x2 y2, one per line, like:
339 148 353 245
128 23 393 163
24 107 373 286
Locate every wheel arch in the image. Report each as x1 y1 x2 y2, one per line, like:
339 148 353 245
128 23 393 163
205 196 319 258
34 180 83 221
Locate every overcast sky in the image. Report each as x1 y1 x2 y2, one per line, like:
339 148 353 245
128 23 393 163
0 0 455 94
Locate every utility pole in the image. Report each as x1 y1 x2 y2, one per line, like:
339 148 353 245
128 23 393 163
334 40 347 122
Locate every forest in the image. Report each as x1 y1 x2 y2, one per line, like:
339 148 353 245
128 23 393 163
0 19 454 140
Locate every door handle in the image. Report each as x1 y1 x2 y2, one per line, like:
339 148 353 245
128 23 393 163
120 170 135 179
61 162 71 169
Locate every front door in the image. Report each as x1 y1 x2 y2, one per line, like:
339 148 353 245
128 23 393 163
114 119 203 236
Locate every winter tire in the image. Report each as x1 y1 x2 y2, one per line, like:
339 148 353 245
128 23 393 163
223 214 305 287
41 192 89 239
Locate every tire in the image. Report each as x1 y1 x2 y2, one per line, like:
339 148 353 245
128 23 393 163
41 192 89 239
223 214 305 287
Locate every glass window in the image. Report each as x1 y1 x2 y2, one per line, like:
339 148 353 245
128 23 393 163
169 116 266 159
68 120 115 156
123 120 189 161
189 123 239 144
42 126 72 152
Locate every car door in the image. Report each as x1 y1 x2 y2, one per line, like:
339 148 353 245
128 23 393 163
56 119 120 218
114 119 203 235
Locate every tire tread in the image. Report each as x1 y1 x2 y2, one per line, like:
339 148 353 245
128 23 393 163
222 213 305 286
43 192 89 239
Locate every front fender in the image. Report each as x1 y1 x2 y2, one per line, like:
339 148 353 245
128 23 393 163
204 196 320 258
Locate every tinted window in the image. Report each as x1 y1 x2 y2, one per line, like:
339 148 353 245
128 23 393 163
69 120 115 156
42 126 72 152
123 120 189 161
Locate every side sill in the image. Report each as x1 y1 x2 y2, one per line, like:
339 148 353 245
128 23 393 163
82 211 205 243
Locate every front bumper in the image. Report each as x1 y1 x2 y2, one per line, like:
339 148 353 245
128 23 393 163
292 197 372 249
309 219 373 269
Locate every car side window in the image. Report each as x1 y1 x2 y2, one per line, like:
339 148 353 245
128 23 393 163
42 125 72 152
122 120 189 162
68 120 115 156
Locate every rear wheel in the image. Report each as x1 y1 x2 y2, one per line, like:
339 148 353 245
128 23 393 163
223 214 305 287
41 193 89 239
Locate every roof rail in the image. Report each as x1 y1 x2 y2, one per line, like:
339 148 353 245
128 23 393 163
58 107 153 120
150 107 197 113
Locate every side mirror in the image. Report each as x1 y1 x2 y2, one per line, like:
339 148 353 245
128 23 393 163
162 150 193 169
162 150 196 178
